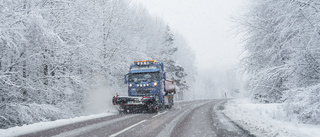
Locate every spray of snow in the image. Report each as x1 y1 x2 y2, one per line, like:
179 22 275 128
84 75 118 115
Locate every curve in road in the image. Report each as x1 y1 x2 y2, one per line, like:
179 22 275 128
19 99 253 137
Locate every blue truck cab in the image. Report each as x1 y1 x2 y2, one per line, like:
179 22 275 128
125 60 165 105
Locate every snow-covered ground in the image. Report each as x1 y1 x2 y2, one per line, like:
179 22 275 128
2 99 320 137
223 98 320 137
0 112 117 137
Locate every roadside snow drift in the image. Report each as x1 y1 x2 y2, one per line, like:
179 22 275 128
223 99 320 137
0 113 116 137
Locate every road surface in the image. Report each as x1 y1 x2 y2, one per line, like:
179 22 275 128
20 99 253 137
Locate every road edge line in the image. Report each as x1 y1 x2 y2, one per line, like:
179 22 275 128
109 120 147 137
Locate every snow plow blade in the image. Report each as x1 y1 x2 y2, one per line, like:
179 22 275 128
112 95 158 113
112 95 143 105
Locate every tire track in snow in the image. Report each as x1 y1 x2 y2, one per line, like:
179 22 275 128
156 101 211 137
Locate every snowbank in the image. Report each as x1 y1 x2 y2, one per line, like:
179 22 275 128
282 84 320 125
0 112 116 137
223 99 320 137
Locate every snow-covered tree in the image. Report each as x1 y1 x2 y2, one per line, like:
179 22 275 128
0 0 195 128
240 0 320 124
241 0 320 103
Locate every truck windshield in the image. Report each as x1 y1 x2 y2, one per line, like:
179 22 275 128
129 72 160 82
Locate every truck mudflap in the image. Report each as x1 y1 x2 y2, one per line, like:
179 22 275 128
112 95 158 113
164 94 174 109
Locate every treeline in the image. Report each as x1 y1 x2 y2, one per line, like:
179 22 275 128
241 0 320 124
0 0 195 128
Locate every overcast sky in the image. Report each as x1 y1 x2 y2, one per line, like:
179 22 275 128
132 0 248 71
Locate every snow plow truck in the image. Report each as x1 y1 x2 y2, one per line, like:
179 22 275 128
112 60 176 113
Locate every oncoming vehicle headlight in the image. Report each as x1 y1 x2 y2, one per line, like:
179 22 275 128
147 84 149 87
143 84 146 87
136 84 139 87
140 84 143 87
153 82 157 86
129 84 132 87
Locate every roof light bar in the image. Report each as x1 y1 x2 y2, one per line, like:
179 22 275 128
134 60 156 63
134 60 156 65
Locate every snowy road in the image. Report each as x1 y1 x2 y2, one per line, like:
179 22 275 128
19 99 252 137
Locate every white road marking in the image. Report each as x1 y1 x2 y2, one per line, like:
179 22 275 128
109 120 147 137
52 115 138 137
152 111 168 118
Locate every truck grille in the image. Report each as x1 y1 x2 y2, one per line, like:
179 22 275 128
137 89 151 95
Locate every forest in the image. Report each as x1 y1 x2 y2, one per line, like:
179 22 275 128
3 0 319 130
241 0 320 124
0 0 196 128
